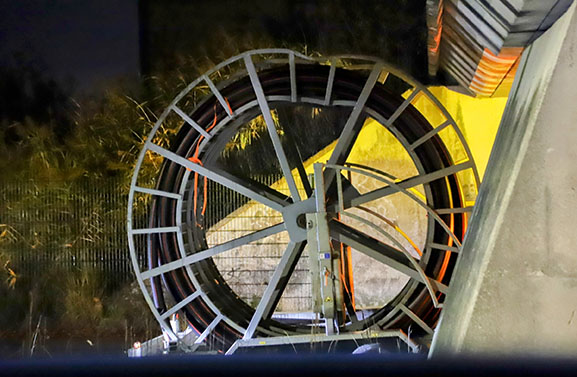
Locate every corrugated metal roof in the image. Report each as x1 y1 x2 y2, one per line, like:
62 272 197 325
427 0 573 96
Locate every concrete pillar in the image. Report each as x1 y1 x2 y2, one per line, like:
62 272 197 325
430 2 577 356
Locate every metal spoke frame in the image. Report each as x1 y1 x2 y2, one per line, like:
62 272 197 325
327 161 469 306
127 49 479 352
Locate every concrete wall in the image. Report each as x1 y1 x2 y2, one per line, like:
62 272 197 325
431 2 577 356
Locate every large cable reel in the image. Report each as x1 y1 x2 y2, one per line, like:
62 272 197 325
127 49 479 353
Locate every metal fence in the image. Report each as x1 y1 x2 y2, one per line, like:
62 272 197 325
0 178 132 289
1 173 311 309
0 174 286 286
204 174 312 312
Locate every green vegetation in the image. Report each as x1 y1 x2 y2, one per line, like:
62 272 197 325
0 46 296 357
0 63 179 357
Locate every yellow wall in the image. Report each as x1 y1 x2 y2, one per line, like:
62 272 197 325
300 86 507 183
418 87 508 180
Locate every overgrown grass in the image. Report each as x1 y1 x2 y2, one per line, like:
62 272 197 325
0 64 164 358
0 43 323 357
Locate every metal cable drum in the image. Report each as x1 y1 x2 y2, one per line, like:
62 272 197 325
127 50 479 353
